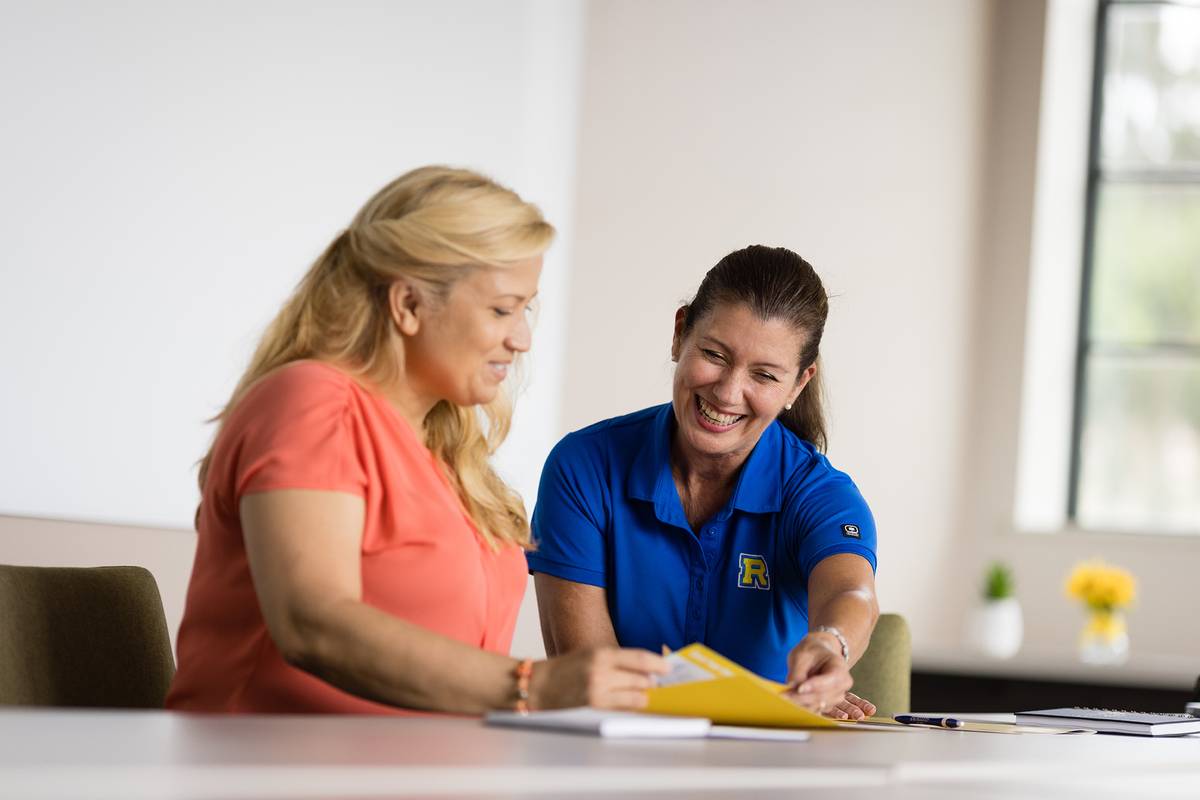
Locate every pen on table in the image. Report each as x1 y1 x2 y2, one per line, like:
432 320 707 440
893 714 964 729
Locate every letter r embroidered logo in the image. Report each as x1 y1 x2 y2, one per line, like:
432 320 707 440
737 553 770 590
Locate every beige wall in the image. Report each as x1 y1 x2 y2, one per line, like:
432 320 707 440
562 0 1200 674
565 0 991 653
0 516 196 650
960 0 1200 670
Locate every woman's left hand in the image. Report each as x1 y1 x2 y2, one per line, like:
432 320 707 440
782 632 854 715
825 691 876 720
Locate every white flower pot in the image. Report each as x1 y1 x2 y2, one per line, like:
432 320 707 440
968 598 1023 659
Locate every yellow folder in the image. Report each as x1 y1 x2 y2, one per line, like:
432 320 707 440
644 643 837 728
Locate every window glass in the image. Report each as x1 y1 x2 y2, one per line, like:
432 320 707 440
1088 184 1200 346
1073 2 1200 533
1077 354 1200 532
1101 3 1200 169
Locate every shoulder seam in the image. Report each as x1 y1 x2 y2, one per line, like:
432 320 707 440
565 405 663 441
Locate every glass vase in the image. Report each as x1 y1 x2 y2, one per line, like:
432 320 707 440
1078 609 1129 665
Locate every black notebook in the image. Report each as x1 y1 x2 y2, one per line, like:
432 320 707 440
1015 707 1200 736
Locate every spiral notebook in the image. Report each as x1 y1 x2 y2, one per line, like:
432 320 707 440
485 708 711 738
1014 707 1200 736
484 708 812 741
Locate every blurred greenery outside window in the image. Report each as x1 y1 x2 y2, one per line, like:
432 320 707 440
1071 0 1200 533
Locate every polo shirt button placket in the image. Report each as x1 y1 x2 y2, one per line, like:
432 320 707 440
702 527 719 564
686 570 705 640
691 573 704 606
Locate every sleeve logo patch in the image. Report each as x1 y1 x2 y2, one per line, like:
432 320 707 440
841 524 861 539
737 553 770 590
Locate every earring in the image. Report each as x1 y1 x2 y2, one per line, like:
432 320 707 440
784 403 793 411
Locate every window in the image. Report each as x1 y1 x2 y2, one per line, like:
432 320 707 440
1070 0 1200 533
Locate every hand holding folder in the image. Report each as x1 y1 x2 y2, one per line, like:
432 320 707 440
645 644 837 728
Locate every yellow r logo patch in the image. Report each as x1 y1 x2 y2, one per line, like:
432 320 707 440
737 553 770 590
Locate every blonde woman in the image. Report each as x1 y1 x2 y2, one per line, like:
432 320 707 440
167 167 667 714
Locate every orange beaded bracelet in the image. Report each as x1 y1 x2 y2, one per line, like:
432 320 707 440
514 658 534 715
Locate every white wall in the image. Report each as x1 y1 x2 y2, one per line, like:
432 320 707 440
0 0 582 529
0 0 583 657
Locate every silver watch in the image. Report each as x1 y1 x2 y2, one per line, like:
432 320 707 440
812 625 850 664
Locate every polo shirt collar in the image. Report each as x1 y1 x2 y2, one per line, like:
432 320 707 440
626 404 783 517
626 404 675 507
728 420 784 514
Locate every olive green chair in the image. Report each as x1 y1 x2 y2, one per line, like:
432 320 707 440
849 613 911 717
0 564 175 708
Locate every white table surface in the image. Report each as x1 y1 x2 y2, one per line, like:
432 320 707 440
1 707 1198 799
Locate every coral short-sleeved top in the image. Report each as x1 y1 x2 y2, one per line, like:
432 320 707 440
166 360 527 714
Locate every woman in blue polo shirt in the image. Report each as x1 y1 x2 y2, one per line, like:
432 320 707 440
529 245 880 719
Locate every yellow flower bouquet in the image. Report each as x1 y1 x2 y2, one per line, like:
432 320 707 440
1064 559 1136 664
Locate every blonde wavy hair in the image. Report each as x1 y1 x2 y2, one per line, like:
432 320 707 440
199 166 554 549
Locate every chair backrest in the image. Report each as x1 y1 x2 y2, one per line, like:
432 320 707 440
0 564 175 708
849 612 911 717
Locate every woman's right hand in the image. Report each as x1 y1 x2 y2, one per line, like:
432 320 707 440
530 647 670 711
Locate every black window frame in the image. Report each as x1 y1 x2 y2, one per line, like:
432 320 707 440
1067 0 1200 526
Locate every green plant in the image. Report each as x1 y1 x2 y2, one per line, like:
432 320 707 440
982 562 1015 601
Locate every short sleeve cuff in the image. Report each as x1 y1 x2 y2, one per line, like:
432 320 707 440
801 543 877 581
526 552 607 588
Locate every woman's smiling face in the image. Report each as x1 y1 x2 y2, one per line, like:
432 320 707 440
670 302 813 464
401 256 542 410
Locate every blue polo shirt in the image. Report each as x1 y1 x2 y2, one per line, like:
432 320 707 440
528 404 877 683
